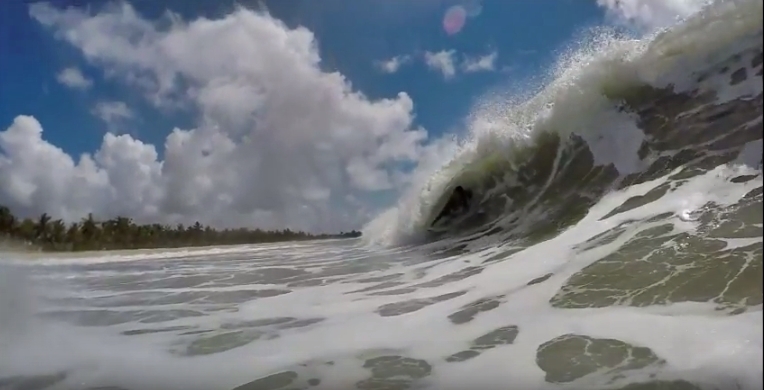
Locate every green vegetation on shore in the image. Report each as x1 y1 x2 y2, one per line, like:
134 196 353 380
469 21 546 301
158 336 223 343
0 205 361 252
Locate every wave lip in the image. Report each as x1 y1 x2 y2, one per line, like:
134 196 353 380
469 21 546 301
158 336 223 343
364 0 764 248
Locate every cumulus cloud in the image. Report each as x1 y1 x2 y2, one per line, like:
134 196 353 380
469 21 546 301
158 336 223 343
597 0 709 30
0 115 161 223
1 2 440 232
461 51 497 73
424 50 457 79
423 50 498 78
375 55 411 74
92 101 134 130
56 67 92 89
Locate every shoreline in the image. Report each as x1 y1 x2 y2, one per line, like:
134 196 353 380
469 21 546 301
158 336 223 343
0 206 362 256
0 235 361 258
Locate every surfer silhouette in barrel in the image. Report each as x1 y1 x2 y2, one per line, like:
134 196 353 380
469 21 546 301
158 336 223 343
431 186 473 227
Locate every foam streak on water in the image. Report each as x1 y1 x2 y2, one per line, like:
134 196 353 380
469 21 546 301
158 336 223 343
1 0 763 389
0 162 761 390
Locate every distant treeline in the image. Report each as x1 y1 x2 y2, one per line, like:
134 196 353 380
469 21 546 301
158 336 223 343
0 205 361 252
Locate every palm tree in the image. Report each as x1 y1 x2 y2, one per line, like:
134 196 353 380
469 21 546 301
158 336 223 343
0 205 16 234
0 203 360 252
81 213 99 248
66 222 81 248
35 213 52 242
50 219 66 246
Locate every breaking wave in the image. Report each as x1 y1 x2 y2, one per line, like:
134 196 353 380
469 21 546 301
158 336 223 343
364 0 763 248
0 2 762 389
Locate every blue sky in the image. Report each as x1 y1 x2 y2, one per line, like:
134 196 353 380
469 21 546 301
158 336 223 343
1 0 605 156
0 0 656 231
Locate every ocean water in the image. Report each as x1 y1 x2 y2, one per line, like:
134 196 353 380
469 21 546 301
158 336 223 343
0 1 762 390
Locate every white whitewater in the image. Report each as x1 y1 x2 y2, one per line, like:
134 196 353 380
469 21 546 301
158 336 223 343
0 1 762 389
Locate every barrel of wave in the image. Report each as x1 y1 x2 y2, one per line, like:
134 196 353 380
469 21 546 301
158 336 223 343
419 150 514 230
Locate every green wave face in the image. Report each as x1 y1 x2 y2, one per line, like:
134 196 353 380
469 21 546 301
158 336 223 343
418 34 763 246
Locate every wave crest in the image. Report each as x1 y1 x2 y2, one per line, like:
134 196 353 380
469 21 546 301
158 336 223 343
364 0 763 248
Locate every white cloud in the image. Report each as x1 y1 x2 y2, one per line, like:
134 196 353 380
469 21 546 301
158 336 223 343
2 2 438 232
424 50 457 79
596 0 708 30
375 55 411 74
0 115 160 223
423 49 498 78
56 67 92 89
461 51 497 73
92 101 134 130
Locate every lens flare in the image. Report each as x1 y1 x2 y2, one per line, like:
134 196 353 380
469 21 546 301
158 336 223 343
443 5 467 35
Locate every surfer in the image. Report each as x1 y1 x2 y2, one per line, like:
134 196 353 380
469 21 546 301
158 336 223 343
431 186 473 227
